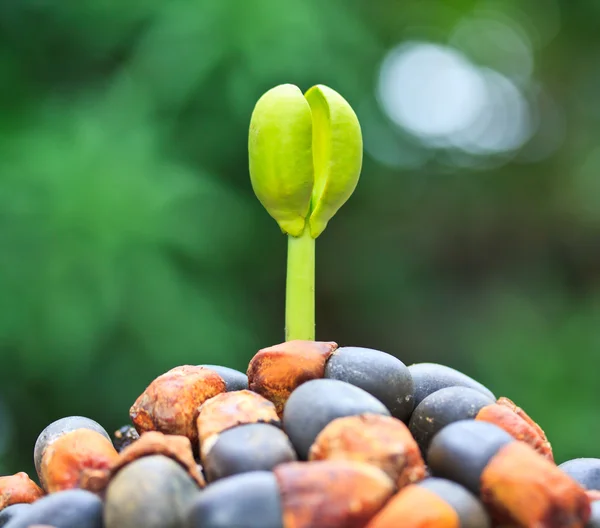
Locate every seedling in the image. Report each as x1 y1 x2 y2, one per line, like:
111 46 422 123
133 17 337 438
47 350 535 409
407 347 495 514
248 84 363 341
5 83 594 528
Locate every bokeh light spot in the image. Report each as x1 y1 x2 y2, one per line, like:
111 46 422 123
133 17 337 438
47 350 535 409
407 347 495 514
378 42 487 140
377 41 534 160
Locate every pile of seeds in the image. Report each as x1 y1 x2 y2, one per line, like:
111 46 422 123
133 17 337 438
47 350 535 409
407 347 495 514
0 340 599 528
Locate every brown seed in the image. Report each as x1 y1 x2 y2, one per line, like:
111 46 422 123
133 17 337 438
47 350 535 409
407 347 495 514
196 390 280 459
480 441 590 527
309 413 426 489
476 402 553 461
130 365 226 445
497 397 550 443
247 340 338 416
80 431 206 494
365 484 460 528
39 429 119 493
0 472 45 510
274 460 394 528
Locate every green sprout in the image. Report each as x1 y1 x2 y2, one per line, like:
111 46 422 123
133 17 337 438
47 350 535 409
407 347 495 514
248 83 363 341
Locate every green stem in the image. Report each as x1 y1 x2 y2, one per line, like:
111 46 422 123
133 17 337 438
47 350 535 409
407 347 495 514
285 225 315 341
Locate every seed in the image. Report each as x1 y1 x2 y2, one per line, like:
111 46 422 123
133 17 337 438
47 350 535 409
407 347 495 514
0 472 44 510
559 458 600 492
203 423 296 483
366 484 461 528
283 378 390 460
197 390 280 459
428 420 590 527
475 401 553 460
184 471 283 528
274 460 394 528
38 429 118 493
130 365 226 445
198 365 248 392
427 420 518 494
0 504 32 527
1 489 103 528
409 386 495 454
324 346 414 421
33 417 112 487
104 455 201 528
80 431 206 494
247 340 338 416
418 478 491 528
309 413 426 489
408 363 496 408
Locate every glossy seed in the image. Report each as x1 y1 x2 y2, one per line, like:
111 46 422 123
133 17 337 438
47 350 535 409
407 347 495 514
418 478 491 528
283 378 390 460
475 401 553 461
184 471 283 528
324 346 414 421
38 428 119 493
0 473 44 510
409 386 495 454
496 397 550 445
199 365 248 391
309 413 426 488
275 460 394 528
247 340 338 416
480 441 590 527
408 363 495 408
0 504 31 527
197 390 280 459
559 459 600 491
203 423 297 482
2 489 103 528
130 366 226 446
427 420 515 494
81 431 206 494
104 455 201 528
366 484 460 528
34 417 111 484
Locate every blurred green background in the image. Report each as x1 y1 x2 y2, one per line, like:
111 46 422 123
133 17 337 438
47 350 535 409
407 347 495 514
1 0 599 477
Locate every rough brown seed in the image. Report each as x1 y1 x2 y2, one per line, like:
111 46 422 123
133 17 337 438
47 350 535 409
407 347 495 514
39 429 119 493
80 431 206 494
497 397 550 444
309 413 426 489
196 390 280 459
366 484 460 528
476 396 554 462
130 365 226 445
274 460 394 528
476 403 553 461
247 340 338 416
481 441 590 527
0 472 45 510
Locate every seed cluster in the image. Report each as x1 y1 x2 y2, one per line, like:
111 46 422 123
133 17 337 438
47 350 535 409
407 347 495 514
0 340 599 528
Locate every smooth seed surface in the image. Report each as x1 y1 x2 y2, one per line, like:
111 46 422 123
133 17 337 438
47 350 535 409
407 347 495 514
283 378 390 459
324 346 414 421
